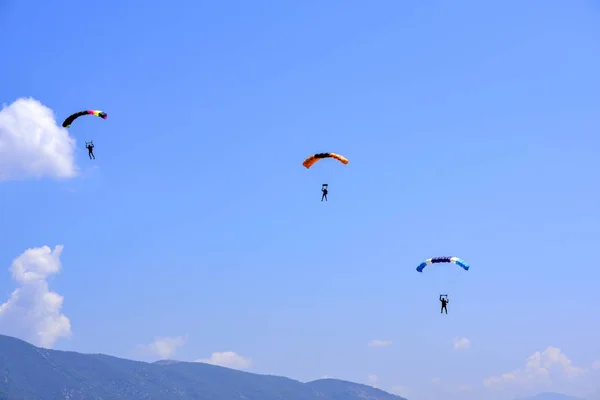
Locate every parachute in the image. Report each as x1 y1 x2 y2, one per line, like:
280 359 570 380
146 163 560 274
302 153 349 169
62 110 107 128
416 256 470 273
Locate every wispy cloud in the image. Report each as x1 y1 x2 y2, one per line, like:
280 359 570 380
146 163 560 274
0 245 71 348
453 337 470 350
390 385 409 397
367 374 379 387
196 351 252 370
368 339 392 347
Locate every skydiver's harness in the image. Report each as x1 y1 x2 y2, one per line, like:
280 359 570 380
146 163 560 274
85 141 94 151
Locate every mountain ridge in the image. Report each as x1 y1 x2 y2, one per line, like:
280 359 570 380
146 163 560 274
516 392 587 400
0 334 405 400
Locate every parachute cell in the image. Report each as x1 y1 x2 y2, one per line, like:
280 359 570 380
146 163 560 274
416 256 470 273
62 110 107 128
302 153 349 169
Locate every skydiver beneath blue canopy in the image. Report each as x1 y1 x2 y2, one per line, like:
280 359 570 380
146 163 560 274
440 294 449 314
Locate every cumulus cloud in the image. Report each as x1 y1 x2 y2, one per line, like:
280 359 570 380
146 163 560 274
0 245 71 348
483 346 585 389
368 339 392 347
137 336 187 359
196 351 252 370
453 337 470 350
0 97 77 181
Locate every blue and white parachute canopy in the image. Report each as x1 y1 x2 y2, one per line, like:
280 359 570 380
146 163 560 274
416 256 470 272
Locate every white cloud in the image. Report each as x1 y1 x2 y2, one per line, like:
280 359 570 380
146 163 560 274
390 385 409 397
592 361 600 369
453 337 470 350
0 245 71 348
368 339 392 347
137 336 187 359
431 377 441 384
0 97 77 181
483 346 585 389
367 374 379 387
196 351 252 370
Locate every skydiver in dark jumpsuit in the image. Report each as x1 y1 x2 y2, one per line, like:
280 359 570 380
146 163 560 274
85 141 95 160
321 187 328 201
440 295 449 314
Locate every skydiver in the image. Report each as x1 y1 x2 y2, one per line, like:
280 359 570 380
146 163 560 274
321 186 328 201
85 141 95 160
440 295 449 314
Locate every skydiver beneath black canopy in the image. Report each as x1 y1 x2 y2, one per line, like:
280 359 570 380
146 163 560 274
440 295 449 314
321 185 328 201
85 141 95 160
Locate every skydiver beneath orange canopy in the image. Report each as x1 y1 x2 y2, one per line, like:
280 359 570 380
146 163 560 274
321 184 328 201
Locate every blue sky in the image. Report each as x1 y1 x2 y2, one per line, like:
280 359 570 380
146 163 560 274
1 1 599 399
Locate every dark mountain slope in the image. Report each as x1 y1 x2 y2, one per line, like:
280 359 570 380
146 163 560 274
306 378 402 400
0 334 406 400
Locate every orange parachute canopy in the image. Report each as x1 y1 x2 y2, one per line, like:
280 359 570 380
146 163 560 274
302 153 349 169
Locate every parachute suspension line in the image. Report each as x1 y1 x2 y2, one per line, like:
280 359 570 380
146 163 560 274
416 256 470 301
302 152 348 201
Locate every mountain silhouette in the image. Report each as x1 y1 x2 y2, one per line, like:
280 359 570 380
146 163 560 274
0 334 405 400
